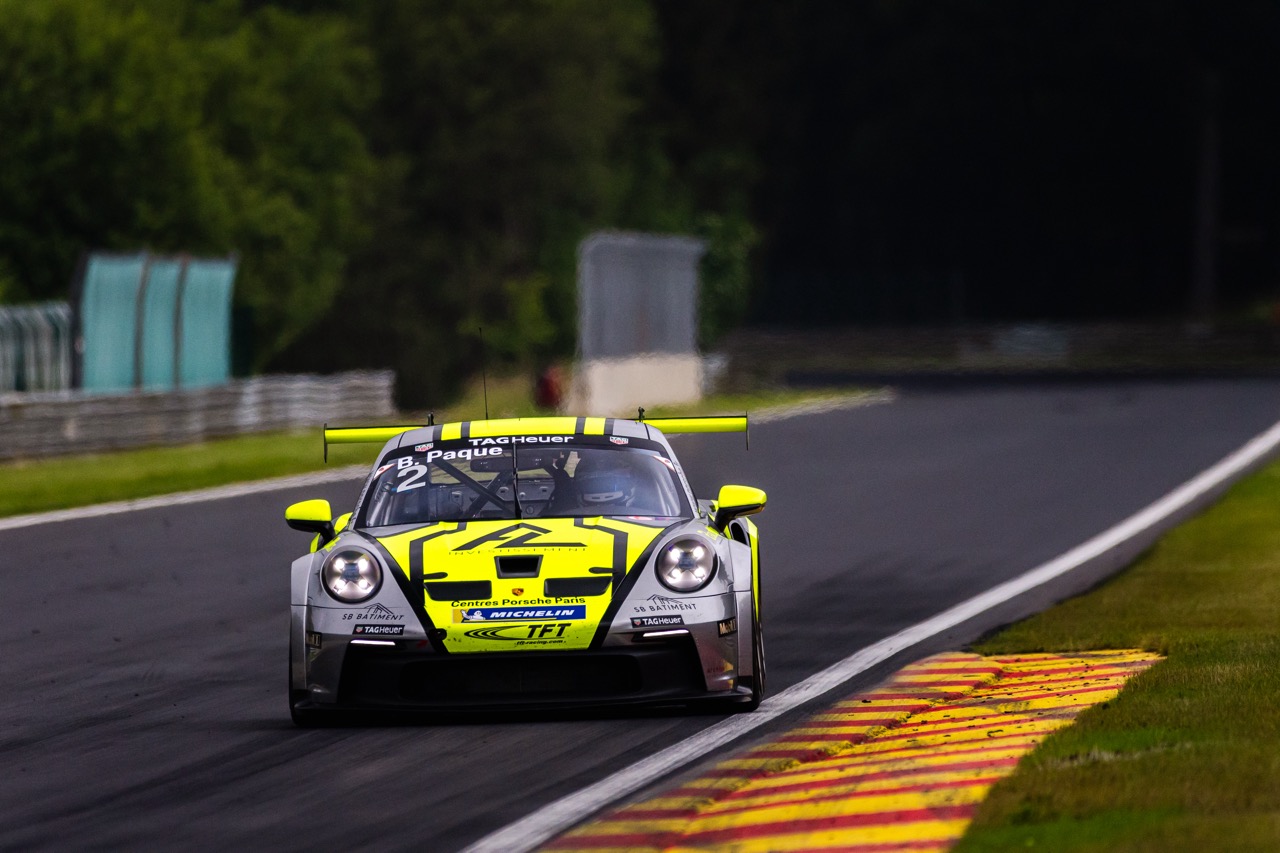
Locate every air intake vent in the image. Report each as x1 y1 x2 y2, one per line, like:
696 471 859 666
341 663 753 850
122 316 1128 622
544 577 612 598
425 581 492 602
496 555 541 578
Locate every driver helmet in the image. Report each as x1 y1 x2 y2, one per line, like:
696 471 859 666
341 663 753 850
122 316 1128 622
574 452 637 505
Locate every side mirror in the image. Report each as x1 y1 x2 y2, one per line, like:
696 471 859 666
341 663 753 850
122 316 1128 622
285 499 335 544
713 485 766 531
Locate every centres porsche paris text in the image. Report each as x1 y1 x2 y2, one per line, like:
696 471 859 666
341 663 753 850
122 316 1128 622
453 597 586 608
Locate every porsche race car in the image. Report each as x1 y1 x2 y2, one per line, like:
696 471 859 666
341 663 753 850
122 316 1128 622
285 414 766 723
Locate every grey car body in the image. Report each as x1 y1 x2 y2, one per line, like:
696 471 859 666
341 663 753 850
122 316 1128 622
285 415 765 723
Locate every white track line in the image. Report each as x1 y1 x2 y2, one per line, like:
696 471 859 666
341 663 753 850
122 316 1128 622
0 466 366 533
462 416 1280 853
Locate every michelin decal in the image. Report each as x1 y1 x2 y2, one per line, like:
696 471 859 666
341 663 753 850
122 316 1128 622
454 605 586 623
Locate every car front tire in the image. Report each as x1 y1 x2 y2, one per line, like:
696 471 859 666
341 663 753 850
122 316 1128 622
288 636 320 727
739 624 767 711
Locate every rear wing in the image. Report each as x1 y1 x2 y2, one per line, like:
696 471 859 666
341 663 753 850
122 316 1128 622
321 412 750 461
323 424 422 462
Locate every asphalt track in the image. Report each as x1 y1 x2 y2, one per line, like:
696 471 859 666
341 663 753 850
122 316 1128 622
4 379 1280 851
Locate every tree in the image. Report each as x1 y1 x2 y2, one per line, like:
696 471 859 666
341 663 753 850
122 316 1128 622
0 0 376 367
0 1 216 301
187 1 377 366
286 0 661 407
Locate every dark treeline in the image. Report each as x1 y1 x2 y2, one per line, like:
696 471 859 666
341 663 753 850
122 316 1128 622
736 1 1280 328
2 1 1278 405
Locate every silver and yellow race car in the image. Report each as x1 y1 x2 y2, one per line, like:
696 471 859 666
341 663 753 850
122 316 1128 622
285 415 766 724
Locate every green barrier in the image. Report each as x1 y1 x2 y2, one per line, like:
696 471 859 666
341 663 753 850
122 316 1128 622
76 252 238 393
79 254 147 393
139 259 182 390
178 259 237 388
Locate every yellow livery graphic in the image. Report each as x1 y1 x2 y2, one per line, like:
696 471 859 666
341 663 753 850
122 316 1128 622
375 518 668 652
285 415 765 724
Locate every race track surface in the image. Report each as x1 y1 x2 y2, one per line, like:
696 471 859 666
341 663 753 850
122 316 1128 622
4 379 1278 850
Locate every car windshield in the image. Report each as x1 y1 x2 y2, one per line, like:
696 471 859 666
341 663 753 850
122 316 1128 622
359 442 688 526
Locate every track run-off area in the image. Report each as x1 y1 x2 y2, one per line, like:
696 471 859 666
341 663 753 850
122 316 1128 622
546 650 1162 852
4 379 1280 850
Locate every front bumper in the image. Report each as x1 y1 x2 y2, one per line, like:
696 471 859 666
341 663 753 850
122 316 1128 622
295 633 751 713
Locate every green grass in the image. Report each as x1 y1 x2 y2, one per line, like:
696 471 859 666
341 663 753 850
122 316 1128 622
0 377 872 517
953 461 1280 852
0 431 382 518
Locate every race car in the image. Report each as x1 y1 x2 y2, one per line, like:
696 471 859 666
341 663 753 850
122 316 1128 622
285 414 766 724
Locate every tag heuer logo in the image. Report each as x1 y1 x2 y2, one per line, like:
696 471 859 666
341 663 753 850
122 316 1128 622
354 624 404 636
609 436 629 445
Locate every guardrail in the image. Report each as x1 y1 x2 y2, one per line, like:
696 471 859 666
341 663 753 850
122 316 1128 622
0 370 393 460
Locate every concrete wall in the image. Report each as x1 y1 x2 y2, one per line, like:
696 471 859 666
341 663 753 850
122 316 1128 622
566 354 703 415
0 370 394 460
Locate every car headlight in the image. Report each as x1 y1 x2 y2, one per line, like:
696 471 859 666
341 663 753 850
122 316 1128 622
321 547 382 603
655 538 716 592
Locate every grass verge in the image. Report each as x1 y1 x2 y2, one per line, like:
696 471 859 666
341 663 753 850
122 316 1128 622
0 379 873 518
0 431 382 519
953 459 1280 852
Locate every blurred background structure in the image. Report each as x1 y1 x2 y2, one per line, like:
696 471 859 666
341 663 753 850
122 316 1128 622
571 232 705 413
0 302 70 394
1 0 1279 418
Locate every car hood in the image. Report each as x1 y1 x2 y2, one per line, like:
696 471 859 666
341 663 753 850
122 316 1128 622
372 516 679 652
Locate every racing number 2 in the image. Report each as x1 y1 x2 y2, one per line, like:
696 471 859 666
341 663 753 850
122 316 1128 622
396 455 427 492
